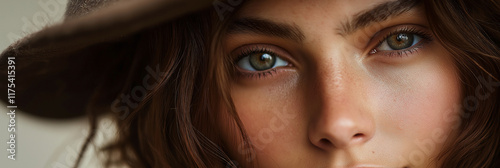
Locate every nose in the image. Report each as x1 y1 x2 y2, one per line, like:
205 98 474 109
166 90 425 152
309 109 374 150
307 59 375 150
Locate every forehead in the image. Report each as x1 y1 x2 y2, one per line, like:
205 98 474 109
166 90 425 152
236 0 398 21
229 0 423 45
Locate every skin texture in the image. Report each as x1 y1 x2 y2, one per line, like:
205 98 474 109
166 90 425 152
222 0 462 167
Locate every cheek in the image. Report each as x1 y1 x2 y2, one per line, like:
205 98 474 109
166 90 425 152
400 54 460 136
385 68 460 135
231 75 301 129
402 70 460 134
368 49 461 159
230 74 306 163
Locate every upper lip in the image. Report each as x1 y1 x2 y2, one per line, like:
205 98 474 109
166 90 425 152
350 164 388 168
351 165 409 168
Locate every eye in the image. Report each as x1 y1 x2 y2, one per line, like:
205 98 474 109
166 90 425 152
376 33 423 51
237 52 289 71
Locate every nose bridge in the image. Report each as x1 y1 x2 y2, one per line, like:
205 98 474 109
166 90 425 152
315 51 352 105
307 48 374 150
315 53 359 127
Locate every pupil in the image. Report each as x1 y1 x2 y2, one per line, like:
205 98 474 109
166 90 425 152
396 34 408 42
260 54 271 61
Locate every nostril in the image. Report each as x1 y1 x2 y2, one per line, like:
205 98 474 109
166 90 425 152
353 133 363 138
351 133 365 144
318 138 334 147
319 138 331 145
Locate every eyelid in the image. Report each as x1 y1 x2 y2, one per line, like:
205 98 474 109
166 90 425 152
365 24 432 57
231 44 295 79
232 44 295 65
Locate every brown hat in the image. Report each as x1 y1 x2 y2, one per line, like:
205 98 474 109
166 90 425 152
0 0 214 119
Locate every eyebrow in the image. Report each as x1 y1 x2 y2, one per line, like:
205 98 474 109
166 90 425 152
226 0 420 42
227 18 306 42
339 0 420 35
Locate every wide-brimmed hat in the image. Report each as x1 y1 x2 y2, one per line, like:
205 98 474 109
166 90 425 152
0 0 214 119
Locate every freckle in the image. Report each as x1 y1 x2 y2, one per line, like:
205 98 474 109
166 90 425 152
372 151 375 154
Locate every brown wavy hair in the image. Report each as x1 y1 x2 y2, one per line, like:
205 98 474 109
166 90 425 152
424 0 500 167
74 6 250 168
72 0 499 167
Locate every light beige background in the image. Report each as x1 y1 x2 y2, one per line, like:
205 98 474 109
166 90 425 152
0 0 104 167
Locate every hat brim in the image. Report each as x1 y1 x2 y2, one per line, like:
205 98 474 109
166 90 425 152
0 0 214 119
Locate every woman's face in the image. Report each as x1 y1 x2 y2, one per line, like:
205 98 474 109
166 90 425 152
222 0 461 167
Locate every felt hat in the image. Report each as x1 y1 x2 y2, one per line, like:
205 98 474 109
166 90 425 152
0 0 215 119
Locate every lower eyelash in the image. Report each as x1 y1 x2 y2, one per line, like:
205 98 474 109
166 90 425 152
380 41 427 57
238 69 277 79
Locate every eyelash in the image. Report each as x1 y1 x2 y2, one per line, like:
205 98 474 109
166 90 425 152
371 27 433 57
232 26 434 79
234 47 282 79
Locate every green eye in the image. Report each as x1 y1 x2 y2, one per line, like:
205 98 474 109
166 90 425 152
249 53 276 71
237 52 288 71
387 33 414 50
377 33 422 51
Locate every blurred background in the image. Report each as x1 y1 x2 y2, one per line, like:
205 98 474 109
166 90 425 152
0 0 103 167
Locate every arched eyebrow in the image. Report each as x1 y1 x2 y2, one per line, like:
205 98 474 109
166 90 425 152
226 0 420 42
338 0 420 35
227 17 306 42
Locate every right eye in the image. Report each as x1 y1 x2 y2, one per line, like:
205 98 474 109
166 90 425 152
237 51 289 71
376 33 423 51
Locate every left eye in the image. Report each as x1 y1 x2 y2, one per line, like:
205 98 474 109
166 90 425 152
237 52 289 71
376 33 423 51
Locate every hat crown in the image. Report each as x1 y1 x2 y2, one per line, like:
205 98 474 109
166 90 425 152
65 0 118 17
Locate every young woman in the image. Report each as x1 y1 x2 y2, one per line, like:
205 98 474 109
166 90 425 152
1 0 498 167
